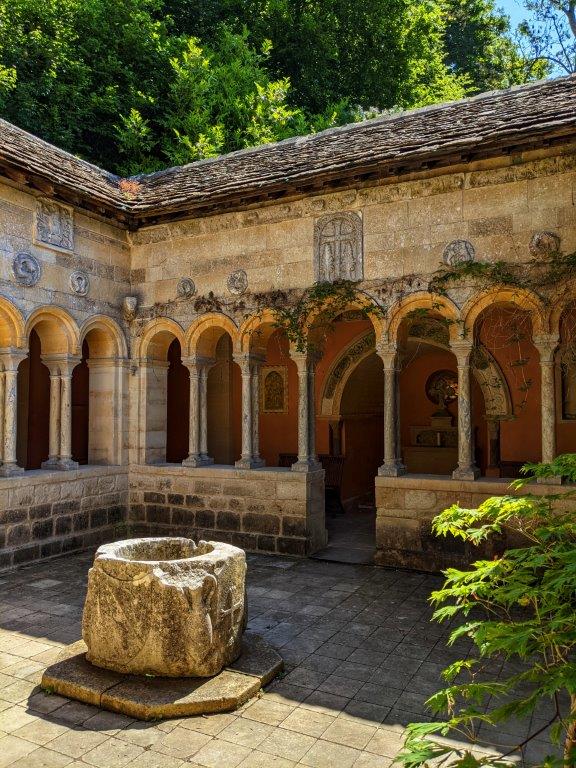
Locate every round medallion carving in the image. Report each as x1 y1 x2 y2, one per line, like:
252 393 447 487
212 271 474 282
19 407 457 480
177 277 196 298
529 231 560 256
443 240 475 266
227 269 248 295
12 252 41 287
426 369 458 410
70 270 90 296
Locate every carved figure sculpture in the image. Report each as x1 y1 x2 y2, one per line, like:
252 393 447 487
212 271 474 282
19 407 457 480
82 537 247 677
70 270 89 296
12 252 41 286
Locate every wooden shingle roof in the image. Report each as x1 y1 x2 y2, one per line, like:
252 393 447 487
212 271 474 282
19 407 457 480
0 75 575 227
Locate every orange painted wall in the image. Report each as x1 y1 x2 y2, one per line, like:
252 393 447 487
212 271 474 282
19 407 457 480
556 305 576 454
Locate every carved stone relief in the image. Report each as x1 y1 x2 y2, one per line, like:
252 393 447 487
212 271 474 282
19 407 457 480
227 269 248 295
70 270 90 296
35 199 74 251
443 239 475 266
314 212 363 283
12 252 41 287
261 366 288 413
529 231 561 256
177 277 196 298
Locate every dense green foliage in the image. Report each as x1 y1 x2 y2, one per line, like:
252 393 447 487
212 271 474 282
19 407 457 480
396 455 576 767
0 0 549 174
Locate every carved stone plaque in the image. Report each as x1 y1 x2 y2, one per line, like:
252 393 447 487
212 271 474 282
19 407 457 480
261 366 288 413
70 270 90 296
177 277 196 298
12 252 41 287
35 199 74 251
227 269 248 295
314 212 363 283
443 240 475 266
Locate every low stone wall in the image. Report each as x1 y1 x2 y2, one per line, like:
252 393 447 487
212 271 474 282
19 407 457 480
375 474 572 571
128 465 326 556
0 467 129 571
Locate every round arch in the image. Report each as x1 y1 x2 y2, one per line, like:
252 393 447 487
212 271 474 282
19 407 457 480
186 313 238 357
136 317 185 361
26 306 80 356
461 287 546 337
80 315 128 359
386 292 460 345
238 310 279 356
0 295 25 349
304 293 385 342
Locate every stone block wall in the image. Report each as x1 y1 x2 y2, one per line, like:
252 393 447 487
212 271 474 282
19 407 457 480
0 467 129 571
128 465 326 556
374 475 573 571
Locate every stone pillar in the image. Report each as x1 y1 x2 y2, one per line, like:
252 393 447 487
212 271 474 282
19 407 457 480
291 353 321 472
377 345 405 477
0 351 26 476
42 356 80 470
182 357 213 467
534 336 559 478
234 355 265 469
451 343 479 480
87 358 120 465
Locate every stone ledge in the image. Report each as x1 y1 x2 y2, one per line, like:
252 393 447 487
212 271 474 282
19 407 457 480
41 633 283 721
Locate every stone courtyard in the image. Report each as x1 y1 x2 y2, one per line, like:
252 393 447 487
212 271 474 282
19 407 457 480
0 551 557 768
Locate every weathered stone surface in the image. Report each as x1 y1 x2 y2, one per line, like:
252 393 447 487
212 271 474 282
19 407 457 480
82 537 247 677
40 633 283 721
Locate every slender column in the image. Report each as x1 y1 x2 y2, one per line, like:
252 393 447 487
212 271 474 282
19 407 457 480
234 355 264 469
182 357 212 467
199 363 214 465
291 353 321 472
250 360 264 466
42 356 80 470
535 336 559 482
0 351 26 476
377 345 405 477
451 342 479 480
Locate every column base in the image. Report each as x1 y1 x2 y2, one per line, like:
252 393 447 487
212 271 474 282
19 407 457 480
183 454 213 468
235 457 266 469
41 458 79 471
291 458 322 473
378 462 407 477
452 465 480 481
0 462 24 477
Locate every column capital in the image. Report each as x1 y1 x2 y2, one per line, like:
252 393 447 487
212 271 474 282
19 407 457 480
41 354 82 376
181 355 215 371
533 335 559 363
375 343 398 368
232 353 265 371
0 347 27 371
449 340 474 362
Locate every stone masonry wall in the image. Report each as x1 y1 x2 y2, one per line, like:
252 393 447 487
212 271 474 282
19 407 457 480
0 467 128 571
375 475 576 572
128 465 326 557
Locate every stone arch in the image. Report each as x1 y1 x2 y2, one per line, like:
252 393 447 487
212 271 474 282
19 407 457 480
80 315 128 359
386 292 460 345
461 287 546 337
319 330 376 417
186 313 238 358
0 295 25 348
304 293 385 349
238 310 279 357
548 284 576 339
136 317 185 361
26 306 80 356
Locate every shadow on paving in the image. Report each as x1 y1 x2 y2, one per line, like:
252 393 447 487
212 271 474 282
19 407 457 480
0 550 562 767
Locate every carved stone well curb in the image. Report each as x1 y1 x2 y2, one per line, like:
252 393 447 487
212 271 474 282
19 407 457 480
83 537 247 677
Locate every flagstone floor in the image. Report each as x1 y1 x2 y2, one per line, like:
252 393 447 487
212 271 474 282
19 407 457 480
0 551 557 767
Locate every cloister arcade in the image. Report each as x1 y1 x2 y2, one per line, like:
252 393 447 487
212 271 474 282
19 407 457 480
0 289 573 523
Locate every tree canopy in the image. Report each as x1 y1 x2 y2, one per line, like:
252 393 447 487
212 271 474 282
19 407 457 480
0 0 550 175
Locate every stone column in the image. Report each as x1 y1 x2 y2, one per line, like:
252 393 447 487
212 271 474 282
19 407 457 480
182 357 213 467
42 356 80 471
451 342 479 480
377 345 405 477
0 351 26 476
234 355 264 469
291 353 321 472
534 336 559 478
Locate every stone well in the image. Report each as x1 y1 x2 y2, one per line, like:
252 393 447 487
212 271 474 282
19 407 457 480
82 537 247 677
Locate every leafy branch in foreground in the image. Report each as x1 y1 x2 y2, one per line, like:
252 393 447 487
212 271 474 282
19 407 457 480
395 454 576 768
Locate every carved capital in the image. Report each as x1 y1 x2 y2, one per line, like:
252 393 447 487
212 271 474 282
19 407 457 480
533 335 558 364
449 340 474 365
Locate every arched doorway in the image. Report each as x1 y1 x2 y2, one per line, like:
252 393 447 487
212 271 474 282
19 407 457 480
17 328 50 469
166 339 189 463
206 334 241 465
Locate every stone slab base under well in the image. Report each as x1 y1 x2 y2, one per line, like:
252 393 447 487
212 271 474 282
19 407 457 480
41 633 282 720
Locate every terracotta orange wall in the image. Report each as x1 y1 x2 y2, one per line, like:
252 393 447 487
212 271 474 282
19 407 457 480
478 308 541 464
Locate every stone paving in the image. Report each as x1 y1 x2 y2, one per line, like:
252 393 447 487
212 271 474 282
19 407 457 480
0 551 558 768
